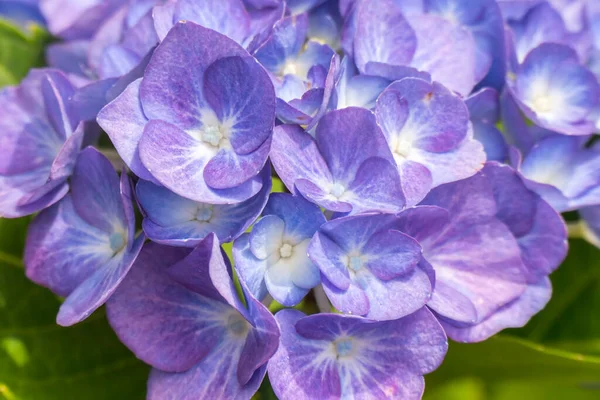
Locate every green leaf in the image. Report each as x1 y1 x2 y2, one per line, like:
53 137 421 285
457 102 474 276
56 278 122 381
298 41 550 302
0 19 49 87
427 335 600 385
424 378 599 400
271 177 286 194
0 218 150 400
510 239 600 343
425 334 600 400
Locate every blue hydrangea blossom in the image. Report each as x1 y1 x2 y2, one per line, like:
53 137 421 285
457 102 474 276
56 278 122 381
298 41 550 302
3 1 599 398
234 193 326 306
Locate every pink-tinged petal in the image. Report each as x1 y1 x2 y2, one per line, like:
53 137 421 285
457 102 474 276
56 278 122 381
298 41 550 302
422 173 529 324
358 266 433 320
426 219 527 324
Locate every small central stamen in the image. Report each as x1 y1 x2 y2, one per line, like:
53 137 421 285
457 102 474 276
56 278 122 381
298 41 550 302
109 232 126 253
334 337 354 358
394 137 413 159
282 61 299 76
330 183 346 198
279 243 293 258
195 205 213 222
532 95 553 113
226 313 249 336
348 256 363 271
202 125 224 147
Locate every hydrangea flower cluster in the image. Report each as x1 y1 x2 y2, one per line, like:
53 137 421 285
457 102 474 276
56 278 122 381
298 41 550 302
3 0 600 399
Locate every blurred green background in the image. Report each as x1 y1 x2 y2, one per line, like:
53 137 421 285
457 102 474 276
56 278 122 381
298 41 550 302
0 18 599 400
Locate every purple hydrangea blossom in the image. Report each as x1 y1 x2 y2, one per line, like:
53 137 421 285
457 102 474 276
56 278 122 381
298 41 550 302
85 0 159 80
234 193 326 306
398 169 529 331
3 0 594 397
254 14 338 127
508 2 591 63
308 213 432 320
517 135 600 212
97 21 275 204
351 0 481 96
439 163 567 342
396 162 566 342
136 165 272 247
505 43 600 136
0 69 84 218
270 107 405 215
50 0 162 122
400 0 506 89
40 0 121 40
153 0 284 48
107 235 280 400
375 77 486 205
24 147 145 326
267 307 448 400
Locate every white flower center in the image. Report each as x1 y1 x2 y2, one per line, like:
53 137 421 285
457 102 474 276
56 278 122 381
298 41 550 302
330 182 346 199
394 137 413 161
282 61 299 76
531 95 554 113
188 109 235 151
195 205 213 222
109 232 126 254
226 313 249 337
279 243 294 258
334 337 354 358
348 256 363 271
